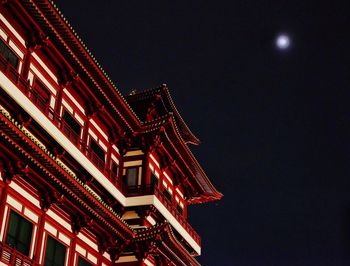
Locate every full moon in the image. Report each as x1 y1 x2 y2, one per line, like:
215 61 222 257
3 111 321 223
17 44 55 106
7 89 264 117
276 34 291 50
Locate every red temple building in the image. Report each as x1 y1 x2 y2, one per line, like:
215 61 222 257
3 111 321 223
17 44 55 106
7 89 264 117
0 1 222 265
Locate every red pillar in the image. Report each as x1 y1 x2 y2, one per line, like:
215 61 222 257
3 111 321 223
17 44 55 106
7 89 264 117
96 252 103 266
0 163 11 236
21 49 32 80
54 84 64 123
0 183 9 236
81 117 90 153
159 171 164 191
33 211 46 263
105 144 112 177
68 233 77 266
144 152 150 185
117 154 124 190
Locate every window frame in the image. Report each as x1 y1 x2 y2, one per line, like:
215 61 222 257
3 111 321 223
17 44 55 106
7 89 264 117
32 78 51 111
62 109 82 137
125 167 139 187
162 188 172 202
176 203 184 215
161 177 174 204
89 138 105 163
43 234 68 266
0 37 19 70
150 171 159 187
5 209 34 257
111 160 119 178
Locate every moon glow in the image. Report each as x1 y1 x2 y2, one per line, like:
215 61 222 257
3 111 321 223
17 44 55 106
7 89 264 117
276 34 291 50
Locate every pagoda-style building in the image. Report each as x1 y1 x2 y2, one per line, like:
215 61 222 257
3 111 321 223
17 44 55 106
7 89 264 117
0 1 222 265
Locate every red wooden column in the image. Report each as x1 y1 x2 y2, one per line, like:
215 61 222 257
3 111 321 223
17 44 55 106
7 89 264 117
96 252 103 266
184 205 188 219
158 169 165 192
82 105 98 153
33 211 46 263
105 143 112 177
33 191 53 263
143 152 151 186
118 156 125 191
54 83 64 125
34 191 63 263
81 118 89 153
141 136 151 186
0 184 9 236
68 234 77 266
0 163 11 235
21 48 32 80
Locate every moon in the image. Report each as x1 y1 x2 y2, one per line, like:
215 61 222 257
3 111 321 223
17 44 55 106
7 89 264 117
275 34 291 50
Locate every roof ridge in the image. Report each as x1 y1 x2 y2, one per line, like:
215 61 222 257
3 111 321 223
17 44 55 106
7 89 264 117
46 0 142 126
126 84 166 98
162 86 200 145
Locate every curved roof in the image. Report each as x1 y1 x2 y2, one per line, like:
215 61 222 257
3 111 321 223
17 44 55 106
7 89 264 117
133 96 223 203
134 222 201 265
125 84 200 145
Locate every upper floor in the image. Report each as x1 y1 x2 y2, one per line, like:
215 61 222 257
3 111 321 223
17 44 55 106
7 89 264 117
0 0 222 257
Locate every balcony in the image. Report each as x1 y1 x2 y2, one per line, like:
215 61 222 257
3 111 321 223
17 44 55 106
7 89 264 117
0 242 38 266
0 56 201 247
85 147 105 172
123 183 201 246
61 120 81 147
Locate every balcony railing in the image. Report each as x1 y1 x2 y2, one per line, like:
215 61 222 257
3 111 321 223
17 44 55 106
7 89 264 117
61 120 80 146
0 242 38 266
122 183 154 197
0 55 201 246
155 185 201 245
85 147 105 172
28 89 49 114
123 183 201 245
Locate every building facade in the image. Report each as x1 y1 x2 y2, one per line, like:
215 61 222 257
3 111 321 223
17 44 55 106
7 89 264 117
0 1 222 265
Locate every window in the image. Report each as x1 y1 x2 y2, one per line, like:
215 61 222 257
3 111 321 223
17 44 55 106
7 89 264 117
5 210 33 256
150 172 158 187
176 204 183 215
78 257 93 266
63 111 81 135
44 235 66 266
90 139 105 162
0 38 19 69
163 189 172 202
32 80 50 111
126 167 138 187
111 161 118 176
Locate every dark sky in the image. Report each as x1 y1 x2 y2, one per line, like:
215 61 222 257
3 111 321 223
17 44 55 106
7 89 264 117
57 1 350 265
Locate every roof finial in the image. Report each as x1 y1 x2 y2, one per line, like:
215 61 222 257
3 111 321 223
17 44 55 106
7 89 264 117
129 89 138 95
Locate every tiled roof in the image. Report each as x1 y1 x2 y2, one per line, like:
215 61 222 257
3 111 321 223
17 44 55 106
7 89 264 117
126 84 200 145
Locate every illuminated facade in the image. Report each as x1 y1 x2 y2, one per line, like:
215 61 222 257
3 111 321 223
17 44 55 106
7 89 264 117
0 1 222 265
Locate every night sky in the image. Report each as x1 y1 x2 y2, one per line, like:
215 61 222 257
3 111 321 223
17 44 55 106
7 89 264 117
57 1 350 265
